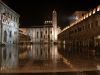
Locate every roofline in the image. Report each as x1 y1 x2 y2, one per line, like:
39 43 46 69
0 0 20 17
20 26 44 28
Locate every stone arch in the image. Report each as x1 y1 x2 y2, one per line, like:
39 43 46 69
4 30 7 43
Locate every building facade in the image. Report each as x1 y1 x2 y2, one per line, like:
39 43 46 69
20 10 61 44
19 28 31 44
58 5 100 47
0 1 20 45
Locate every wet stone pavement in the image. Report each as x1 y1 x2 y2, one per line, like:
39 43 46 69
0 44 100 75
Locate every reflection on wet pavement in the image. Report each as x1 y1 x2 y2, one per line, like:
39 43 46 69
0 44 100 74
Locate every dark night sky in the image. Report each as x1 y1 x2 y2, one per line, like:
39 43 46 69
2 0 100 28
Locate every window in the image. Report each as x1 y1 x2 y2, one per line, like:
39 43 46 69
82 14 84 16
75 29 77 33
51 31 52 34
83 26 85 30
95 20 98 26
69 30 73 34
78 27 82 31
40 31 42 38
86 24 90 29
48 35 50 39
89 24 91 29
37 32 38 38
3 48 6 60
10 15 12 20
91 22 94 28
9 31 12 38
45 30 47 34
4 31 7 42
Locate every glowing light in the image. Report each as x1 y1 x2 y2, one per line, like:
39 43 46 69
83 16 86 19
97 65 100 70
44 20 52 24
75 16 79 20
97 5 100 11
93 9 96 14
59 5 100 34
10 21 14 26
86 14 88 18
59 54 75 69
95 35 100 39
89 11 92 16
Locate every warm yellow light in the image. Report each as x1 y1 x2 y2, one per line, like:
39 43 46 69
97 5 100 11
86 14 88 18
89 11 92 16
97 65 100 70
93 9 96 14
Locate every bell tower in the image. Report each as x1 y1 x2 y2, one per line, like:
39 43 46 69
52 9 57 28
52 10 57 43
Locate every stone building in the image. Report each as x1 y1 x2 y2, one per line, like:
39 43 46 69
19 28 31 44
0 1 20 45
20 10 61 44
58 5 100 47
